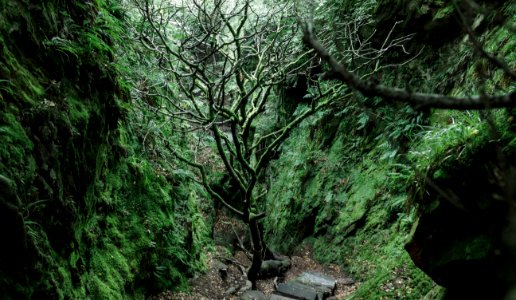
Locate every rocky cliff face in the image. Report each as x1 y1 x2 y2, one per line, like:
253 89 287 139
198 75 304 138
0 1 209 298
264 0 515 298
1 3 122 296
406 136 516 298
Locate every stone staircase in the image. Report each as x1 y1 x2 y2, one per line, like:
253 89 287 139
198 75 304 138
241 271 338 300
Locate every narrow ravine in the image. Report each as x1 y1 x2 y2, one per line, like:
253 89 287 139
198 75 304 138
150 211 358 300
1 0 514 299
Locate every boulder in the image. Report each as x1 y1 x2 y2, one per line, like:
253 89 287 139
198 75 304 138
405 202 498 291
273 272 338 299
259 258 291 278
405 144 516 298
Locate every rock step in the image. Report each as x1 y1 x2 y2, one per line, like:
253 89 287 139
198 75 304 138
241 290 267 300
273 271 337 300
276 281 318 300
296 272 336 292
240 271 337 300
269 293 299 300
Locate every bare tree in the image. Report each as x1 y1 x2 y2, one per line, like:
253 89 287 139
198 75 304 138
127 0 492 289
126 0 430 287
128 0 337 287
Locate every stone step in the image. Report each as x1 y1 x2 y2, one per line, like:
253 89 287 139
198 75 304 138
297 272 336 290
294 271 336 297
269 293 300 300
272 271 338 300
241 290 267 300
276 281 318 300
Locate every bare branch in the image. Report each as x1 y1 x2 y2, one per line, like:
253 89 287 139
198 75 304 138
302 25 516 109
164 142 244 217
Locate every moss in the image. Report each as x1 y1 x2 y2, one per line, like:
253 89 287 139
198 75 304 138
66 95 91 125
88 245 132 297
1 0 512 298
0 111 36 182
269 0 513 294
1 0 211 298
265 103 437 297
311 222 437 300
261 3 514 294
0 36 45 106
432 4 454 21
465 235 491 260
422 285 446 299
89 274 126 300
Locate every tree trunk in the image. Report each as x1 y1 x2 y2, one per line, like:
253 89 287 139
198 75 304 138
247 218 263 289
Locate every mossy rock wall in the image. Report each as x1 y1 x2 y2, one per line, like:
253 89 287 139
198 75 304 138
264 0 514 299
0 1 209 298
406 134 516 299
264 108 437 299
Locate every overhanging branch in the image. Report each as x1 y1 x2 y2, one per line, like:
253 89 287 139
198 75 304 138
302 25 515 110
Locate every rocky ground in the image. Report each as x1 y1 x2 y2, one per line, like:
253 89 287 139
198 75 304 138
148 212 359 300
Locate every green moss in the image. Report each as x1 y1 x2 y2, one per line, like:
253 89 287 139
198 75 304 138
432 4 454 21
0 36 45 105
88 245 132 296
465 235 491 260
67 95 91 125
311 223 437 300
341 167 381 219
422 285 447 299
1 1 211 298
1 0 511 298
0 112 36 181
89 274 125 300
264 103 437 297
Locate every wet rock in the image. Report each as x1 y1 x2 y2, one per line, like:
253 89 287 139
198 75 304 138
239 280 252 292
224 286 238 296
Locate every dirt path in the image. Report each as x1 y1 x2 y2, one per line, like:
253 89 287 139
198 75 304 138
149 212 358 300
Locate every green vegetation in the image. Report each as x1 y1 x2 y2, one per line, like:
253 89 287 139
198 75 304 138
0 1 209 298
265 0 515 298
1 0 514 299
